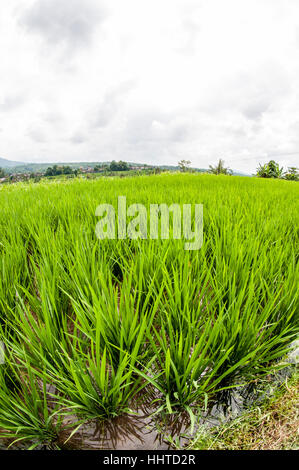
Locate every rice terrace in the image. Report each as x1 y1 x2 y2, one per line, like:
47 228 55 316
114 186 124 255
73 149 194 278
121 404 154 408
0 173 298 450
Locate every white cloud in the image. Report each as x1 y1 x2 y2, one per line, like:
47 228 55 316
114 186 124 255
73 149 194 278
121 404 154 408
19 0 107 52
27 126 48 143
0 0 298 172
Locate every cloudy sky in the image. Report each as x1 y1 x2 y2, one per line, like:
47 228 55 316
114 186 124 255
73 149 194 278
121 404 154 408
0 0 299 173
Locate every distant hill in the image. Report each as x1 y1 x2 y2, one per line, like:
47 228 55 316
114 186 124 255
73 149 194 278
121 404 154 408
1 160 110 174
0 157 25 168
233 171 251 176
0 157 250 176
1 160 191 174
5 161 107 174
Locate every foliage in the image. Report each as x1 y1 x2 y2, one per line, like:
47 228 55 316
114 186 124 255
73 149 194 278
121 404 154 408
178 160 191 172
256 160 284 179
209 159 232 175
94 164 109 173
109 160 129 171
0 353 64 449
284 167 299 181
45 165 76 177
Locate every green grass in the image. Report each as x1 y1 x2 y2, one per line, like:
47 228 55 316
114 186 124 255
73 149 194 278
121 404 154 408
189 372 299 450
0 173 298 448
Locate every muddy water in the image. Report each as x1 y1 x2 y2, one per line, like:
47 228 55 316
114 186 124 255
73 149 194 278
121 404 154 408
58 389 261 450
1 346 297 450
59 409 191 450
0 368 295 451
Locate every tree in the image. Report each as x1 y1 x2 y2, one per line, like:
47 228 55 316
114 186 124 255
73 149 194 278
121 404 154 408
53 165 62 176
45 167 54 176
256 160 283 179
209 159 232 175
284 167 299 181
178 160 191 172
109 160 129 171
62 166 73 175
0 167 5 178
45 165 75 177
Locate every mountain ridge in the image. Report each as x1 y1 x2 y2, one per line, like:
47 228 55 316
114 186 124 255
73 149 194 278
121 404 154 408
0 157 25 168
0 157 251 176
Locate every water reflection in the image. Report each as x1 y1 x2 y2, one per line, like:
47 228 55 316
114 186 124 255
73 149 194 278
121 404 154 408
59 407 192 450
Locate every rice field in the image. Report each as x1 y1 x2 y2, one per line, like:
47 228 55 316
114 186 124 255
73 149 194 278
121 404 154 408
0 173 298 449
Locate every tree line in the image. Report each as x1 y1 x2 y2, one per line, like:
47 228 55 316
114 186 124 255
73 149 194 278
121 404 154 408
256 160 298 180
1 158 298 181
178 158 298 180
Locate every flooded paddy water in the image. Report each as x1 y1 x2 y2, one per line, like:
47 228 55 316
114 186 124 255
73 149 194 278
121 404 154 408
0 366 297 450
0 343 297 451
57 346 298 451
59 411 185 450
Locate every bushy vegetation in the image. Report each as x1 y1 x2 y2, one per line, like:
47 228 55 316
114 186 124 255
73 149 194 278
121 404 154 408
109 160 130 171
209 159 232 175
45 165 78 177
178 160 191 172
256 160 298 181
256 160 284 179
0 174 298 449
284 167 299 181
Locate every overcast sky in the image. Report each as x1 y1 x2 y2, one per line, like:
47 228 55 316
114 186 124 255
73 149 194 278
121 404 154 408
0 0 299 172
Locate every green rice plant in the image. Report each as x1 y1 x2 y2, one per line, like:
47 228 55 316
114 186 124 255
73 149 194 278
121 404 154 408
66 261 165 367
0 234 30 325
44 341 144 421
0 353 63 449
0 173 298 448
3 277 77 388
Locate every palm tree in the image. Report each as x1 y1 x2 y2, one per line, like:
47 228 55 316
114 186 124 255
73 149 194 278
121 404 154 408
209 159 232 175
178 160 191 172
